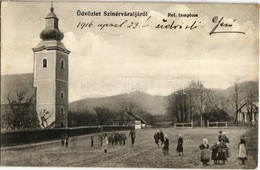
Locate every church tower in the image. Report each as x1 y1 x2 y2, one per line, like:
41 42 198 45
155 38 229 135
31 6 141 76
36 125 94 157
33 4 70 128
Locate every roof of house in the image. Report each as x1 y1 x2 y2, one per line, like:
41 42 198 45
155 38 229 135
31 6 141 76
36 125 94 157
125 111 147 124
238 102 258 113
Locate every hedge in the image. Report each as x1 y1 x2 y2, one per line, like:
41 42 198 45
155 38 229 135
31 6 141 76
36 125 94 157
0 125 134 147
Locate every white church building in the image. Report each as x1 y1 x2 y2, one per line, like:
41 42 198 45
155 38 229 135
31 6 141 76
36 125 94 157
1 5 70 129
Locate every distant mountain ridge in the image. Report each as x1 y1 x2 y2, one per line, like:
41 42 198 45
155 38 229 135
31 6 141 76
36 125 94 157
69 91 168 115
69 81 259 116
1 74 258 117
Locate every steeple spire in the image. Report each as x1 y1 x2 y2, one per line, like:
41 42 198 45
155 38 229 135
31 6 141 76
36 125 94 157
50 1 54 13
39 3 64 41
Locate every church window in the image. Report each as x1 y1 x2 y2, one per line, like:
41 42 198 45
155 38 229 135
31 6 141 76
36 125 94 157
43 59 47 68
60 91 64 98
61 59 65 69
60 107 64 115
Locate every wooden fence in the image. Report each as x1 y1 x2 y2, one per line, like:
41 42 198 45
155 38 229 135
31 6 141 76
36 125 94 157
174 122 193 128
207 121 227 128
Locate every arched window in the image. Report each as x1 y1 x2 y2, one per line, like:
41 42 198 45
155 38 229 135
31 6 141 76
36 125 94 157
60 107 64 115
60 91 64 98
43 59 47 68
61 59 65 69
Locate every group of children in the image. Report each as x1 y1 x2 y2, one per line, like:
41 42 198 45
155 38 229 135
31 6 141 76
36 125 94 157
153 130 248 166
109 132 127 145
200 131 230 166
153 130 184 156
153 129 165 147
61 129 248 166
200 138 229 166
89 130 135 153
199 131 247 166
153 129 168 155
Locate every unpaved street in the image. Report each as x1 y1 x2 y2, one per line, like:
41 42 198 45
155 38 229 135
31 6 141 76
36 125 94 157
1 128 257 169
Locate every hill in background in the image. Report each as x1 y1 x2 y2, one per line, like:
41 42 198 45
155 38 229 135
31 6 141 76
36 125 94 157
69 91 168 115
1 74 258 118
69 81 259 118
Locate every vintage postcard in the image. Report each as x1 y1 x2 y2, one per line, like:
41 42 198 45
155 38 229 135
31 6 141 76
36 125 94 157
0 1 259 169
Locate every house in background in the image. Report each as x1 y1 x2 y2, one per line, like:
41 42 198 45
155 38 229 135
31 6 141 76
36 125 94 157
113 111 147 129
237 102 258 124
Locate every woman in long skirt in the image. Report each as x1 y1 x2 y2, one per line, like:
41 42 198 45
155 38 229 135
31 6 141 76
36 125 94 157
154 129 160 146
238 138 247 164
162 134 169 155
211 142 219 164
176 134 184 156
159 129 165 146
103 134 109 153
199 138 210 166
217 139 228 165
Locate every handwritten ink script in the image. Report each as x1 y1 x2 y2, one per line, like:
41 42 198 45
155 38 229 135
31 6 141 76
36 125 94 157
76 16 245 36
209 16 245 35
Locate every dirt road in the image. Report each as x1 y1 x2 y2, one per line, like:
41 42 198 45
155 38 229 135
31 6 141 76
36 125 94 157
0 128 257 169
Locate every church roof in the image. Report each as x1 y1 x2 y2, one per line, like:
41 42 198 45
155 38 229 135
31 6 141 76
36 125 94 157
39 5 64 42
45 5 58 19
46 12 58 19
1 73 36 105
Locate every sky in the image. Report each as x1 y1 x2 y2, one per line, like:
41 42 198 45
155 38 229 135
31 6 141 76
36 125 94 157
1 2 259 102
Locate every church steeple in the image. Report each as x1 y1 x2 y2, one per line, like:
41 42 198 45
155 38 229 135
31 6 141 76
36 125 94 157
40 2 64 41
33 3 70 128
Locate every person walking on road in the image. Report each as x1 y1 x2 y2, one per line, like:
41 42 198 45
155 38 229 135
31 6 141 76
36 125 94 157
176 134 184 156
154 129 160 146
159 129 165 146
217 139 228 165
238 138 247 165
90 136 94 147
103 133 109 153
211 142 219 164
129 129 136 147
162 134 169 155
199 138 210 166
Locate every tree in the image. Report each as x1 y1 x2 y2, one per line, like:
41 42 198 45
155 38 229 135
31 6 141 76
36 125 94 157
94 106 114 125
244 82 258 124
38 109 57 129
68 108 98 127
234 82 239 123
2 90 39 130
232 81 258 124
167 81 215 126
167 92 188 123
115 96 140 125
203 108 231 122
